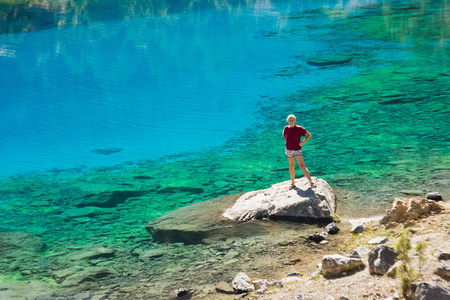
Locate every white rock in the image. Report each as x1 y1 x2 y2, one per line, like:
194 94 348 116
232 272 253 293
223 178 335 222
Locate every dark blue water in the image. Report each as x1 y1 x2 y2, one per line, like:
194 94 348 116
0 0 368 177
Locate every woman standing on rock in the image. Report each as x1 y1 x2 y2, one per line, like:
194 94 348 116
282 114 314 190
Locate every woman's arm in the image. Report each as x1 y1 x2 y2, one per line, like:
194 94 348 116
299 132 312 146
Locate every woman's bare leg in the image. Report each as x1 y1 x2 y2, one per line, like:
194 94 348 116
295 155 312 185
287 157 296 186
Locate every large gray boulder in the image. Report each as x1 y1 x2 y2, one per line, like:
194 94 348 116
321 254 364 278
146 179 336 244
413 281 450 300
223 178 336 222
368 245 399 275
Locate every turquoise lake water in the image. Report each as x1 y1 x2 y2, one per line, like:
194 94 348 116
0 0 449 297
0 0 360 176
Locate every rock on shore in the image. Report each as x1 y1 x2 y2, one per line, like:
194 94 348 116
146 178 336 244
223 178 336 222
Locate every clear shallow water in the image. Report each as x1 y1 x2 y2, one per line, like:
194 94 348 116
0 0 449 298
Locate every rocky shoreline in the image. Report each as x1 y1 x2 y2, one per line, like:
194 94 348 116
209 196 450 300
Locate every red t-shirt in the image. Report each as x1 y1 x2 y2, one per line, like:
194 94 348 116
283 125 308 150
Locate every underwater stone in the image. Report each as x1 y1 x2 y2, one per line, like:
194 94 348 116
61 206 114 218
91 147 123 155
157 186 204 194
0 232 46 253
276 66 303 76
0 281 53 299
378 90 407 104
223 178 335 222
60 267 117 287
146 194 278 244
400 190 423 196
66 244 116 261
52 266 84 283
74 190 148 208
393 67 423 74
307 55 352 66
139 249 165 260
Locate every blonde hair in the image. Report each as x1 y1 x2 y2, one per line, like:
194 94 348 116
286 114 296 122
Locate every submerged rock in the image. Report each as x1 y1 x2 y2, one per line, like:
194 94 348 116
0 281 53 299
146 194 273 244
91 147 123 155
60 267 117 287
223 178 336 222
66 244 116 261
74 190 148 208
52 266 84 284
146 190 328 244
307 55 352 66
61 206 115 218
139 249 165 260
0 232 46 253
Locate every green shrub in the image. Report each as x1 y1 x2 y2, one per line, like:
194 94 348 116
395 233 419 299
